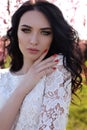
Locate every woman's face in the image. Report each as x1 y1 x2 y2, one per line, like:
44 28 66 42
17 10 53 62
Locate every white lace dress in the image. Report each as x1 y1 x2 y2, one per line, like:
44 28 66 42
0 55 71 130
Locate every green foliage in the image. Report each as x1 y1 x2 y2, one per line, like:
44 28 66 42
3 55 11 68
84 61 87 67
66 84 87 130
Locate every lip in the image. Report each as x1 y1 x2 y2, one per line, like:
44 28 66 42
27 48 40 54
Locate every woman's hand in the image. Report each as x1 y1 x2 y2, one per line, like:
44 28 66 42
0 52 58 130
19 52 58 95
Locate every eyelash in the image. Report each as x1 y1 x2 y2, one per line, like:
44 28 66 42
21 28 52 35
21 28 31 33
41 31 52 35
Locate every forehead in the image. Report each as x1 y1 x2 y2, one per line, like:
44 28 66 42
19 10 51 27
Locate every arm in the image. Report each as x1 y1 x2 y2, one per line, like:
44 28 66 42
0 86 28 130
38 56 71 130
0 53 58 130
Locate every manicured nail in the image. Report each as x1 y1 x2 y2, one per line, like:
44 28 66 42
54 59 59 62
52 54 58 57
52 67 56 70
43 49 48 53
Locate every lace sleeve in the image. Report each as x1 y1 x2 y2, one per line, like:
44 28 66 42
38 56 71 130
0 69 9 109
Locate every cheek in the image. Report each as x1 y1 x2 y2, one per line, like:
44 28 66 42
41 41 52 54
17 31 27 54
18 38 23 45
18 33 26 48
45 37 53 49
18 38 22 48
17 30 26 44
46 42 51 49
18 33 23 43
18 36 25 53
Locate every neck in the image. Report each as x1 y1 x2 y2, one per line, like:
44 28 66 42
16 59 34 75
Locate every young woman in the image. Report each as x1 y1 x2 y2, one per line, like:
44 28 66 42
0 0 82 130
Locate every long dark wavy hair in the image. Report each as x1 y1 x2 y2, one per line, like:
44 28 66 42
7 0 82 94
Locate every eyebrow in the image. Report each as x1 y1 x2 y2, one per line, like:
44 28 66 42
21 24 52 30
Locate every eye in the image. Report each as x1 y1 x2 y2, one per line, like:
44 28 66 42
21 28 31 33
41 31 52 35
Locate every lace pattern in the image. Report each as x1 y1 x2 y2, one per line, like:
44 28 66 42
0 55 71 130
37 60 71 130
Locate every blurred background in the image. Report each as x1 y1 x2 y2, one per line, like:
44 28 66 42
0 0 87 129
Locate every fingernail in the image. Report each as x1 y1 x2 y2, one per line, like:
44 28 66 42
43 49 48 53
52 54 58 57
54 59 59 62
52 67 56 70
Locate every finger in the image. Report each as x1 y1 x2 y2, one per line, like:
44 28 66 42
37 59 58 72
39 67 56 78
34 49 48 65
37 55 58 69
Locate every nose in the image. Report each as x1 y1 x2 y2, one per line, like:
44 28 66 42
30 32 38 45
